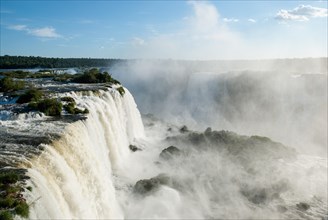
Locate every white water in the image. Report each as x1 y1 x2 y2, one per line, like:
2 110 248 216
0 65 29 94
15 86 327 219
26 88 144 219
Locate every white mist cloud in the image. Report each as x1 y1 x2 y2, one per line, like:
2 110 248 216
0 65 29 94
275 5 328 21
123 1 242 59
132 37 146 46
8 24 62 38
114 1 325 59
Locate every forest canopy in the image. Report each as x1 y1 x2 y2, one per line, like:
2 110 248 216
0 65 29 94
0 55 123 69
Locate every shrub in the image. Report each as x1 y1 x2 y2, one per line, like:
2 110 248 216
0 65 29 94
16 89 43 104
60 96 75 103
2 70 30 79
71 68 120 84
0 77 25 92
14 203 29 218
63 102 75 114
36 98 62 116
0 172 20 184
63 103 88 115
53 73 75 82
26 186 32 192
0 169 30 220
0 198 15 208
0 211 13 220
116 87 125 96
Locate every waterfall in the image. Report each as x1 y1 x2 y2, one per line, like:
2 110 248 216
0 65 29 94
25 88 144 219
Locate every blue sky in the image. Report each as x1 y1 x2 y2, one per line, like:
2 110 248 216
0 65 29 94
0 0 327 59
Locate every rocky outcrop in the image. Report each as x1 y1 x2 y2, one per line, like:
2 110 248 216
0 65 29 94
159 146 181 160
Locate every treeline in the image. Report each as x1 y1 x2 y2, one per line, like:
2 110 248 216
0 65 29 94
0 55 123 69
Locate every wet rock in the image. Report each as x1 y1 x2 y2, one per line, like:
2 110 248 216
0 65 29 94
188 132 206 145
129 144 141 152
296 202 310 211
180 125 188 133
159 146 181 160
134 178 161 194
204 127 212 135
133 173 175 195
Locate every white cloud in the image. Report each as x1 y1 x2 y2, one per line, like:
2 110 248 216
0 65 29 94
9 25 28 31
223 18 239 23
248 18 257 23
8 24 61 38
119 1 243 59
28 27 61 38
275 5 327 21
188 1 220 32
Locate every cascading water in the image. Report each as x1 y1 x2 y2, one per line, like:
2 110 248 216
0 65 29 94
24 88 144 219
1 82 327 220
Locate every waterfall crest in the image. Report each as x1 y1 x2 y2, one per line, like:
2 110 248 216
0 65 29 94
26 88 144 219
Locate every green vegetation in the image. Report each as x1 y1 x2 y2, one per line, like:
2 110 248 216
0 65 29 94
72 68 120 84
60 96 75 103
29 98 62 116
0 70 30 79
0 77 25 92
0 170 31 220
0 210 13 220
0 70 57 79
63 99 88 115
116 86 125 96
53 73 75 82
14 203 29 218
0 55 122 69
16 88 43 104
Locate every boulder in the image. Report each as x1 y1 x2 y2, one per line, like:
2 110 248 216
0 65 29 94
180 125 188 133
129 144 141 152
134 178 161 194
159 146 181 160
296 202 310 211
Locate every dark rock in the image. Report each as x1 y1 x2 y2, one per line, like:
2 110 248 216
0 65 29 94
167 127 172 132
133 173 175 195
129 145 141 152
204 127 212 135
188 132 206 145
159 146 181 160
180 125 188 133
296 202 310 211
134 178 161 194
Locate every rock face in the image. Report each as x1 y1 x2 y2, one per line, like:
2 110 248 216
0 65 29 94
159 146 181 160
134 178 161 194
296 202 310 211
129 144 141 152
167 128 296 163
133 174 174 195
180 125 188 133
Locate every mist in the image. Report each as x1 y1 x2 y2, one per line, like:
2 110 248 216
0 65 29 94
110 58 327 156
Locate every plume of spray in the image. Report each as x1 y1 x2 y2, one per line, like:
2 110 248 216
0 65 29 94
110 58 327 156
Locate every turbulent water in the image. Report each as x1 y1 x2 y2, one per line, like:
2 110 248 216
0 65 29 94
1 61 327 219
